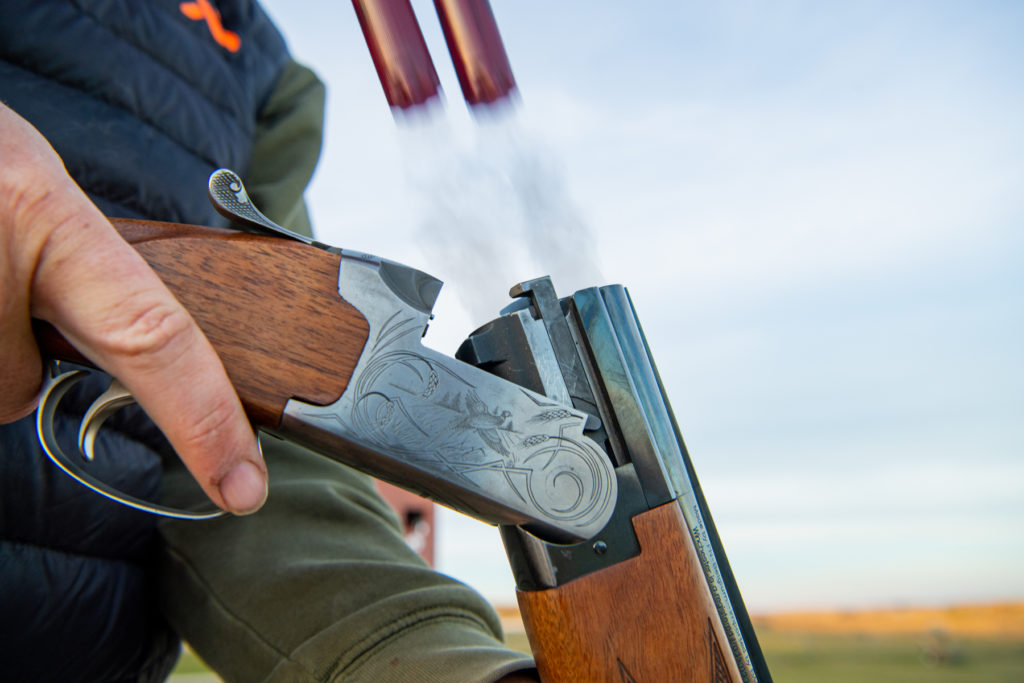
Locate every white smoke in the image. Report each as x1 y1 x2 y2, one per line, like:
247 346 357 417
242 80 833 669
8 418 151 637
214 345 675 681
398 107 604 327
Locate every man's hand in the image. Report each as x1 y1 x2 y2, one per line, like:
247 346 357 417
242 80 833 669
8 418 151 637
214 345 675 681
0 102 267 515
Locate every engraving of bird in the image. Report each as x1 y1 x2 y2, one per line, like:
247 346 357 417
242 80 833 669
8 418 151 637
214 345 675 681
453 391 514 458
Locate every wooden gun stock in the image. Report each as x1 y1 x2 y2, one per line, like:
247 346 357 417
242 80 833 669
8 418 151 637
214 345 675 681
38 218 370 428
518 502 743 682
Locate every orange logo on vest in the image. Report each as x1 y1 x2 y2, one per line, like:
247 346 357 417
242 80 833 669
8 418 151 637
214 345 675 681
179 0 241 53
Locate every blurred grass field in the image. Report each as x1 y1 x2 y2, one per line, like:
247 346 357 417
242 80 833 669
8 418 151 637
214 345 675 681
747 602 1024 683
170 602 1024 681
752 630 1024 683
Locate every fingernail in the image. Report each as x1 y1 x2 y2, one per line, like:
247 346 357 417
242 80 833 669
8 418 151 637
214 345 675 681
220 461 268 515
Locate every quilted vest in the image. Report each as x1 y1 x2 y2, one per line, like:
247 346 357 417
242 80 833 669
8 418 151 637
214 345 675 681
0 0 289 224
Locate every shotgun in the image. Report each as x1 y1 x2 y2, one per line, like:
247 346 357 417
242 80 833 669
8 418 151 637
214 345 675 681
35 170 772 682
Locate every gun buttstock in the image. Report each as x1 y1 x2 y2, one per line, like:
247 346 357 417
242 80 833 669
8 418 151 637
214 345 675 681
517 502 743 683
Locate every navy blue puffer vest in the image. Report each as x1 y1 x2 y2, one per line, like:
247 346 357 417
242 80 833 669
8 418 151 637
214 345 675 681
0 1 292 679
0 0 288 223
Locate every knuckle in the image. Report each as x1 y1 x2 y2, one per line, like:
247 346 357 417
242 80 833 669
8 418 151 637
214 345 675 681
8 174 82 243
176 397 242 473
102 300 195 361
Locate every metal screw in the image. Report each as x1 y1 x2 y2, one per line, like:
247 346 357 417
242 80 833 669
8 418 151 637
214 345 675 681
593 540 608 555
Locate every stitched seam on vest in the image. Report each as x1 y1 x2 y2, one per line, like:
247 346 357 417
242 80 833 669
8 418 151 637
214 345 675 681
0 59 223 222
67 7 255 165
2 56 225 171
221 7 291 118
77 168 186 221
150 0 288 115
155 0 283 64
1 536 150 566
75 0 250 122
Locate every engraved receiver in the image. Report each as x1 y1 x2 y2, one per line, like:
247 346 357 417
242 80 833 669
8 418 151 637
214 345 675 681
457 278 773 682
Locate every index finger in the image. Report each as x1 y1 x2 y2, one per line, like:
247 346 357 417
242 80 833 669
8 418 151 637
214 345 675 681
30 189 268 515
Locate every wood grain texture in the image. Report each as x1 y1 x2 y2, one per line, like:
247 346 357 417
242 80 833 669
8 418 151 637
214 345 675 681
517 502 743 683
111 218 369 427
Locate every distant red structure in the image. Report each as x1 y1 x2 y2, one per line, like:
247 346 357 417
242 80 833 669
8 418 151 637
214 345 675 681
376 481 435 566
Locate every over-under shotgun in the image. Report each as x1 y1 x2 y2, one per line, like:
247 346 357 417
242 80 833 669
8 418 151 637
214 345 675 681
36 172 772 682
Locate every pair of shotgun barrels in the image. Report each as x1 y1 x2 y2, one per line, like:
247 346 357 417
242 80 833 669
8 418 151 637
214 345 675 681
36 171 772 682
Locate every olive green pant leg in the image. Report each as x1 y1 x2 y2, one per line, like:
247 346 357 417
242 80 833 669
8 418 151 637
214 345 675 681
157 437 534 682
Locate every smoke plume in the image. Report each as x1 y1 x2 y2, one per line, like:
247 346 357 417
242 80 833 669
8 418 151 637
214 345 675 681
399 108 604 326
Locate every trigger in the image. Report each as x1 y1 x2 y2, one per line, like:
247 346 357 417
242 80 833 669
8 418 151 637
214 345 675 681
78 379 135 462
36 365 225 520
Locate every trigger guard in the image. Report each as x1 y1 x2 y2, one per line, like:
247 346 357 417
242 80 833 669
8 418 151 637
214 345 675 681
36 368 225 521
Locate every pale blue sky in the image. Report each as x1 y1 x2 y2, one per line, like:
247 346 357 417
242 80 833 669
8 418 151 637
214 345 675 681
260 0 1024 612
